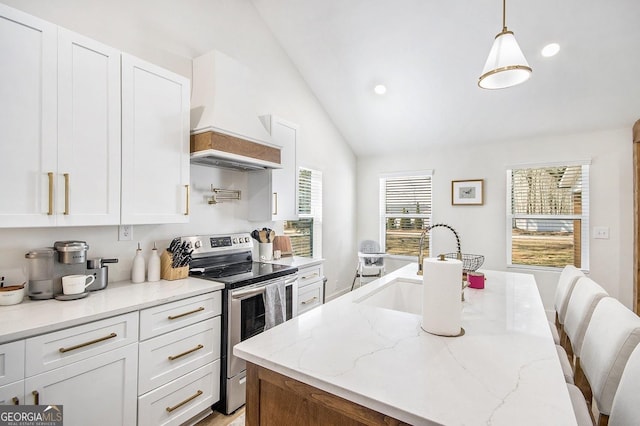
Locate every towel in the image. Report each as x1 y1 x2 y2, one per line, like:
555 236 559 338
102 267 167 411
263 280 286 330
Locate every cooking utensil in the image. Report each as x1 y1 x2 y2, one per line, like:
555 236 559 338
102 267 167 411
258 230 267 243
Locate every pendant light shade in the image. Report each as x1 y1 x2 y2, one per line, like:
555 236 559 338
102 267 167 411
478 0 532 89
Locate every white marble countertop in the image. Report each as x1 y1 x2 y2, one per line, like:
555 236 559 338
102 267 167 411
266 255 324 269
0 278 224 344
234 264 577 426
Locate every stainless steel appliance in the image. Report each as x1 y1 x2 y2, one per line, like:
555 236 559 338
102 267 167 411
181 233 298 414
25 241 117 299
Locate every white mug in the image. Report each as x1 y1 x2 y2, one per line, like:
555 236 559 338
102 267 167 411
62 274 95 295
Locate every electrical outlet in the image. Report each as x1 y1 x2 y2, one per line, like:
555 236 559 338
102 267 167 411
593 226 610 240
119 225 133 241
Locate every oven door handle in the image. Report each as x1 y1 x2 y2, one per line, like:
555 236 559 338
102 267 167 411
231 286 266 300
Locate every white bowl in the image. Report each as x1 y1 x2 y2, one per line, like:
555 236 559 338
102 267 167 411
0 285 25 306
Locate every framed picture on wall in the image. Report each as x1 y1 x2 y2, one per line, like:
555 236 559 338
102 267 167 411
452 179 484 205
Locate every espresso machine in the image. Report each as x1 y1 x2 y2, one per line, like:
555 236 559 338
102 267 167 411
25 241 118 299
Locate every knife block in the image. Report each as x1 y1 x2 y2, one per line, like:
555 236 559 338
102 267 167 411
160 250 188 281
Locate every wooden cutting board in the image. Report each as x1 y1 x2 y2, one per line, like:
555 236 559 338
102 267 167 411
272 236 293 256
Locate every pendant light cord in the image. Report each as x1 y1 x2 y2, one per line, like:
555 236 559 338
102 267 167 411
502 0 507 31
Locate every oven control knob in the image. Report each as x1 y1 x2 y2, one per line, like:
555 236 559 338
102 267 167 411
244 237 250 243
194 240 202 249
233 238 239 244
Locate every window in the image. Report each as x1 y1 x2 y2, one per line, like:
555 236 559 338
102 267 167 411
283 168 322 257
507 162 589 270
380 172 433 257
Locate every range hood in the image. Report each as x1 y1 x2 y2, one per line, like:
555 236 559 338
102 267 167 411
190 50 281 170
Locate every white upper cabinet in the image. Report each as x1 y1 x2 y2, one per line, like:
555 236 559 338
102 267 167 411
56 29 121 226
0 5 120 227
248 116 298 221
121 54 190 225
0 4 57 227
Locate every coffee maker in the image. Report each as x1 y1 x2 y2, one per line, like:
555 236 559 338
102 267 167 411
25 241 118 299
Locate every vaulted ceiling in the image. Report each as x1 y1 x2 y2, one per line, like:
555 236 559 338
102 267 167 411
251 0 640 156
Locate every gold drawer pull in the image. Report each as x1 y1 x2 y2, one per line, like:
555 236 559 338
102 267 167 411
301 273 318 280
32 390 39 405
168 306 205 320
168 344 204 361
12 396 19 405
166 390 203 413
59 332 117 353
184 184 190 216
47 172 54 215
63 173 70 215
302 296 318 305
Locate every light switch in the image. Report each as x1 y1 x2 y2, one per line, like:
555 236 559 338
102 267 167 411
593 227 610 239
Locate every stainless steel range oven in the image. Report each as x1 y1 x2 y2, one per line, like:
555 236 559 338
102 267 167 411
180 233 298 414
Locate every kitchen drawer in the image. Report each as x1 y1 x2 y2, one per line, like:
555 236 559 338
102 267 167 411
139 317 220 394
138 360 220 426
0 380 24 405
140 292 221 341
0 340 24 386
298 264 323 288
25 312 138 377
298 280 323 314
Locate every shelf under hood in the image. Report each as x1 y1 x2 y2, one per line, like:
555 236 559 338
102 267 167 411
191 130 282 171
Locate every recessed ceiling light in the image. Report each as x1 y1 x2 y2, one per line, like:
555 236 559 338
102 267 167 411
541 43 560 58
374 84 387 95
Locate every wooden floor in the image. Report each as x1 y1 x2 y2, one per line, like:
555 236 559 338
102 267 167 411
195 407 245 426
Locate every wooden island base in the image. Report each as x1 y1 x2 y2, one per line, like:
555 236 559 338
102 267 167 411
245 362 409 425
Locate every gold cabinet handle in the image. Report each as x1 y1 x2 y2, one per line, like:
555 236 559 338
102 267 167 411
302 296 318 305
63 173 70 215
166 390 203 413
301 273 319 280
184 184 190 216
59 332 117 353
32 390 39 405
272 192 278 215
168 344 204 361
47 172 54 215
167 306 204 320
12 396 19 405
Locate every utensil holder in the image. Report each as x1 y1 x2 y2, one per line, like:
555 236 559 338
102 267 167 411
160 250 188 280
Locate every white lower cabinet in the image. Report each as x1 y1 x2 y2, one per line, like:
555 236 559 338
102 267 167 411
138 292 222 426
0 340 25 405
138 361 220 426
297 262 325 315
24 343 138 425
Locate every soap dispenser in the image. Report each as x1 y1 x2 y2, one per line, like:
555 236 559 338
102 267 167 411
131 242 146 283
147 242 161 282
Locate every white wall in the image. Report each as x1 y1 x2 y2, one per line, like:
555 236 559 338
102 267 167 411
0 0 357 298
357 127 634 311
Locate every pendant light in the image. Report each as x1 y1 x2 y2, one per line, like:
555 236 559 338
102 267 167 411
478 0 532 89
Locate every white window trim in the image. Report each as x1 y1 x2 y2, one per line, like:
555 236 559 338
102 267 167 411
506 163 590 271
379 170 433 258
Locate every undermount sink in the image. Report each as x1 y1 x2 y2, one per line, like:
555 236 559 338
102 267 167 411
355 277 422 315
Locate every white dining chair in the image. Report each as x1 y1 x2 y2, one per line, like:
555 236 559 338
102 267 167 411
572 297 640 424
608 342 640 426
550 265 584 344
562 277 608 364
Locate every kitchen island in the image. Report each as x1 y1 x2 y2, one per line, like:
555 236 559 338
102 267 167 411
234 264 577 425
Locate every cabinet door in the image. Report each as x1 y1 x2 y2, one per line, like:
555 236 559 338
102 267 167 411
0 381 24 406
56 29 121 226
121 54 190 225
24 343 138 426
0 4 57 227
270 117 298 221
248 116 298 221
